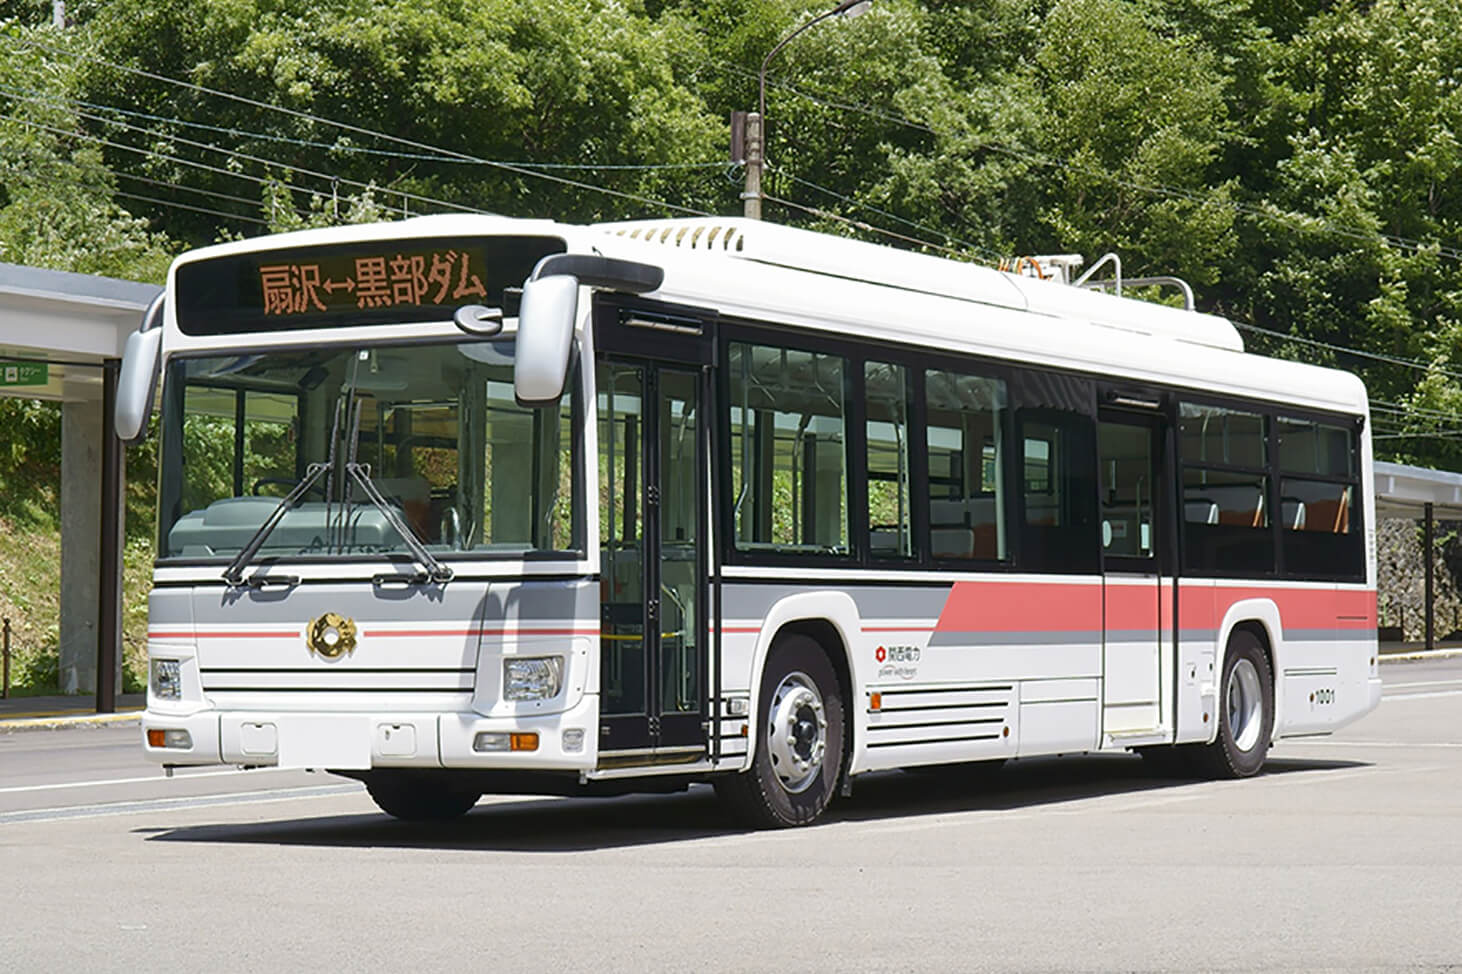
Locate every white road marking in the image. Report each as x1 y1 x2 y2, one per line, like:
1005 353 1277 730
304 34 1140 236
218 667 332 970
1380 689 1462 701
0 767 303 795
1383 679 1462 690
0 783 362 825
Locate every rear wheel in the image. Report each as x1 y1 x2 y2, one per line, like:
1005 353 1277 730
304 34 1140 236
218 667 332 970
366 775 481 821
715 634 846 828
1189 629 1273 779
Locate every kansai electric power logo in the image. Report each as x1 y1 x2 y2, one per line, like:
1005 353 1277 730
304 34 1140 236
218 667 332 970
875 645 920 663
875 644 920 680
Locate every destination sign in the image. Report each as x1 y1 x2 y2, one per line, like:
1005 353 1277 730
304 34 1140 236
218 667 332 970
259 246 487 317
175 235 566 336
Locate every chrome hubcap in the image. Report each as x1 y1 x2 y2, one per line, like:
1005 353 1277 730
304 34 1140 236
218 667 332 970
766 671 828 794
1226 658 1264 752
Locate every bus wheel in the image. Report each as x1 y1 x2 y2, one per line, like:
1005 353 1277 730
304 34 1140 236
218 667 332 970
715 634 846 828
365 774 480 821
1190 629 1273 779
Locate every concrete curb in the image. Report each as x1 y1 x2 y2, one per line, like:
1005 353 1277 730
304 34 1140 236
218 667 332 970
0 711 142 733
1379 648 1462 662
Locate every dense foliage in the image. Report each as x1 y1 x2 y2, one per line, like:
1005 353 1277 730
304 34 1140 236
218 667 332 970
6 0 1462 680
3 0 1462 461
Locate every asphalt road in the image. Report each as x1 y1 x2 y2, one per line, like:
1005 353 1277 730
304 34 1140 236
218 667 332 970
1 656 1459 972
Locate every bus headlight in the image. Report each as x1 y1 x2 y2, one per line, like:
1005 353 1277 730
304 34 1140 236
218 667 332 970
503 657 563 701
151 659 182 700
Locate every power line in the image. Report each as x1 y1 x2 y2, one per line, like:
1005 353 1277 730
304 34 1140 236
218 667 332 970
0 111 412 221
1232 319 1462 386
764 192 989 263
0 154 275 226
4 33 718 218
1 88 464 216
1374 430 1462 441
699 52 1462 263
774 168 1006 265
0 80 727 173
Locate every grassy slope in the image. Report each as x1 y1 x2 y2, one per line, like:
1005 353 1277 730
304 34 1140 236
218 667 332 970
0 514 151 695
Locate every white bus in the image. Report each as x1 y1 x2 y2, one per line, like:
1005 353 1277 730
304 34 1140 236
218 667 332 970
118 214 1382 827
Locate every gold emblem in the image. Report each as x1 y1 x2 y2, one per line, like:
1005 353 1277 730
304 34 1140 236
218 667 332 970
306 612 357 659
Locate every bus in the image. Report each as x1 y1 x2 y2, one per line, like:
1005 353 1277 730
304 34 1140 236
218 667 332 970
117 214 1382 827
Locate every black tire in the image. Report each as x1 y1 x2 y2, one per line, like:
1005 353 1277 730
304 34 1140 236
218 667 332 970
715 633 846 829
1188 629 1273 779
365 775 481 821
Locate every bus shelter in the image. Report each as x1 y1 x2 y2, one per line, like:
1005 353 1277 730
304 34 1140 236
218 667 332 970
0 261 161 710
1373 461 1462 652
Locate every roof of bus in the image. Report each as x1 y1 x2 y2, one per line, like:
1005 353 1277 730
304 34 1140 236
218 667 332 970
581 219 1366 417
169 213 1368 417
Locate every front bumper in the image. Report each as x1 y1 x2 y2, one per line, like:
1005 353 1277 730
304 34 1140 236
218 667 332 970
141 694 598 772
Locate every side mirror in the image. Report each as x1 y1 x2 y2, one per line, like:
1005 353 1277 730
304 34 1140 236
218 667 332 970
513 275 580 405
115 295 165 442
511 254 664 405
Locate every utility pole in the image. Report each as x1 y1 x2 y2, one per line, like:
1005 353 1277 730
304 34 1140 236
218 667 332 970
742 113 764 220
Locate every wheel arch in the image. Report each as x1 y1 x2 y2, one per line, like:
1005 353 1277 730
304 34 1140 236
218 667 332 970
739 591 861 774
1215 600 1282 745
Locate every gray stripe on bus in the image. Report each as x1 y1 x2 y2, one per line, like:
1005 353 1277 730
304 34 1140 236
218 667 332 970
718 582 952 622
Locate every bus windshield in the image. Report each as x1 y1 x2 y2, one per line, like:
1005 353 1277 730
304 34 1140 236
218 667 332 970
156 337 580 564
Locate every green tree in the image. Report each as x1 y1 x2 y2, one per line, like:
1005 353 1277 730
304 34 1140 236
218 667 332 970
73 0 730 244
0 22 175 279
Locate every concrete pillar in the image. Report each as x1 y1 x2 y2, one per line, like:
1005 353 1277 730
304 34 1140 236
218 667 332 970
59 397 103 693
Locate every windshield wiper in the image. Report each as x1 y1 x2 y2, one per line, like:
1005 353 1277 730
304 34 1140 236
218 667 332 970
222 462 330 588
345 462 454 585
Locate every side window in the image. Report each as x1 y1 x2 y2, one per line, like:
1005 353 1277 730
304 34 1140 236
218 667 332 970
865 361 912 558
728 342 849 555
925 368 1008 561
1277 415 1362 579
1018 413 1098 572
1013 371 1098 573
1179 402 1273 575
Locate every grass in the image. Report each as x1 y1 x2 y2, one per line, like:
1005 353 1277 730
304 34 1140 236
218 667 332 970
0 512 151 696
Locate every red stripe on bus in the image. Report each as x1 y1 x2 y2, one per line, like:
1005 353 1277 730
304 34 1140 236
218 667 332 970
1104 582 1161 631
935 580 1376 634
934 581 1102 633
192 631 300 639
862 626 937 633
1178 587 1376 630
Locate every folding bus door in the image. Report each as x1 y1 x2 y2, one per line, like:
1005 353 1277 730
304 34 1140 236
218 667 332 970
595 299 715 766
1096 402 1173 737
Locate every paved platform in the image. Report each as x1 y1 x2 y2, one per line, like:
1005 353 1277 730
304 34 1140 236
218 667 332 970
0 693 144 731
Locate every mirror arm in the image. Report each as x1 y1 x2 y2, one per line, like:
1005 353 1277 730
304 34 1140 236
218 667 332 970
529 254 664 294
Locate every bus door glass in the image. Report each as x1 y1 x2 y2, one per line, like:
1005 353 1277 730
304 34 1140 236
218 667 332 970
596 302 713 760
1097 404 1170 736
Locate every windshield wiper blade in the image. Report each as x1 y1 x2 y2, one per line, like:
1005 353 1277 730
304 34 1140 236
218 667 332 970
222 462 329 588
345 462 453 584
